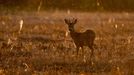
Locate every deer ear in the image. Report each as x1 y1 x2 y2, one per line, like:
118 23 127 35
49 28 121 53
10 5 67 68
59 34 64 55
64 19 68 24
74 19 77 24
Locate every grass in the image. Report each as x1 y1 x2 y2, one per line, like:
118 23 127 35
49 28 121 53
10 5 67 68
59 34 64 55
0 11 134 75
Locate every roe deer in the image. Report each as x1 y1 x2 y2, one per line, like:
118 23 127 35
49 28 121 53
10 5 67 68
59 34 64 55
64 18 96 58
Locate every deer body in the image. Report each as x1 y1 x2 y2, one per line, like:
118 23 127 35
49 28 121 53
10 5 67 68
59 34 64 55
70 30 95 48
64 18 95 57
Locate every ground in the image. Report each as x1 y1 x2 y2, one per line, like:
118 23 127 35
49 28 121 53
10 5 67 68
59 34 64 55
0 11 134 75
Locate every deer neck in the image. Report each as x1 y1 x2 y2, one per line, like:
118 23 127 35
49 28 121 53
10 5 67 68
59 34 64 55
69 27 75 33
69 27 78 38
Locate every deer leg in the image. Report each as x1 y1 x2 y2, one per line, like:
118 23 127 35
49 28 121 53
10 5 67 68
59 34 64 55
81 46 84 55
89 46 94 59
76 46 80 55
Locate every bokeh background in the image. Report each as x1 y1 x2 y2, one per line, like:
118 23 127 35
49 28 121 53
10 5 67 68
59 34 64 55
0 0 134 75
0 0 134 12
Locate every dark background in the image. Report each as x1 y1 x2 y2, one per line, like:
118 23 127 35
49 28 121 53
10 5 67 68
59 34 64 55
0 0 134 12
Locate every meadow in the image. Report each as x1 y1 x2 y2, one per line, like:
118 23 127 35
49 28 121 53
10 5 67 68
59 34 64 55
0 11 134 75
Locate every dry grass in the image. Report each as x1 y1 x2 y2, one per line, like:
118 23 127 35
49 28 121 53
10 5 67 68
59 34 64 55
0 11 134 75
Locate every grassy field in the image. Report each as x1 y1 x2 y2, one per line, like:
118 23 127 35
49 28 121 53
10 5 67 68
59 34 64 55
0 11 134 75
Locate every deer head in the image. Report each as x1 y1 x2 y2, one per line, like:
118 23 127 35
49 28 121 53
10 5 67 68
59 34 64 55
64 18 77 31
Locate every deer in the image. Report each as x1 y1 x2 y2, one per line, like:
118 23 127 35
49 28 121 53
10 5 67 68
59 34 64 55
64 18 96 58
